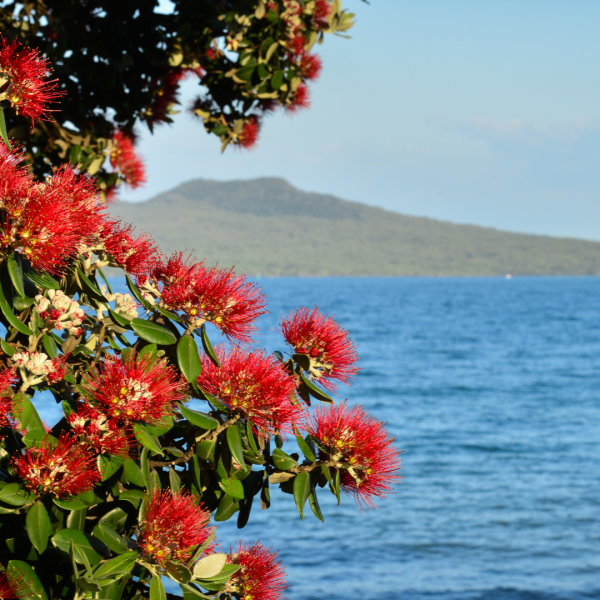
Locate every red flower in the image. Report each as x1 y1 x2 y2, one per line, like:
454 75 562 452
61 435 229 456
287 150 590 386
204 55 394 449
68 402 131 457
225 541 288 600
110 131 147 189
101 219 158 277
13 433 101 498
280 307 358 391
80 352 185 427
197 347 299 434
0 569 29 600
138 490 214 567
146 69 184 126
286 83 310 113
288 34 306 56
304 402 401 508
0 146 104 274
313 0 332 29
0 36 62 123
237 117 260 149
149 253 267 344
299 53 322 81
0 368 15 430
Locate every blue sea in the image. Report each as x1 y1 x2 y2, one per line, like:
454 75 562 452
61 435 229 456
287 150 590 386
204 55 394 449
37 277 600 600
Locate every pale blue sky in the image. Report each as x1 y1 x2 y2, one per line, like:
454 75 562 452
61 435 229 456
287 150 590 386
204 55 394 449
123 0 600 241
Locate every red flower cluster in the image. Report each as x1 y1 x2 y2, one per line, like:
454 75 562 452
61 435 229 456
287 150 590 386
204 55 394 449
300 53 322 81
0 368 15 430
110 131 147 189
280 307 359 390
226 541 288 600
101 220 158 277
149 253 267 344
0 36 62 122
304 402 401 508
0 570 28 600
80 352 185 427
237 117 260 149
138 490 214 567
68 402 131 457
0 146 104 274
286 83 310 113
13 433 100 498
313 0 332 29
197 347 299 434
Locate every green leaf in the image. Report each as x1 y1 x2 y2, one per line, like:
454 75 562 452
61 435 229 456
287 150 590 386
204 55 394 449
334 467 341 506
52 529 104 565
0 482 35 506
139 342 158 359
218 477 244 500
93 524 129 554
7 560 48 600
93 551 138 579
108 308 132 329
25 501 51 554
97 454 125 481
131 318 177 345
214 494 240 522
177 336 202 383
236 64 255 81
299 371 334 403
7 253 24 298
200 326 219 366
169 468 181 493
23 266 60 290
53 497 87 511
122 458 145 487
148 469 162 492
13 394 46 433
246 420 260 455
144 415 175 436
119 490 145 508
132 422 164 455
226 425 245 470
0 106 11 149
126 274 151 309
272 448 298 470
0 277 33 334
295 431 316 462
150 574 167 600
165 560 192 583
154 304 183 323
41 333 58 358
309 483 324 522
321 463 333 486
76 267 106 301
193 553 228 580
0 338 15 356
179 404 218 430
196 439 217 462
271 69 284 89
293 471 311 520
200 563 241 583
96 267 114 295
67 508 88 531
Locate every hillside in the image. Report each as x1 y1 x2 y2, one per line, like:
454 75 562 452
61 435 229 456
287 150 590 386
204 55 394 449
109 178 600 276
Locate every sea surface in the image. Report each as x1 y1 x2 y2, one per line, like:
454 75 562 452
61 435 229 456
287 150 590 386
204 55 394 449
36 277 600 600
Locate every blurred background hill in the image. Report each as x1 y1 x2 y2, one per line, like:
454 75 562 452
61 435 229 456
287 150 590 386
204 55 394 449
110 178 600 276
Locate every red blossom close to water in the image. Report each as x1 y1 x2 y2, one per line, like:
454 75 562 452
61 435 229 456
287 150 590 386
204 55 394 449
304 402 401 508
80 352 185 427
280 307 358 391
226 541 288 600
0 145 104 274
68 402 131 457
0 369 15 430
149 253 267 344
237 117 260 149
197 347 299 434
110 131 147 189
13 433 100 498
101 219 158 277
138 490 214 567
0 36 62 122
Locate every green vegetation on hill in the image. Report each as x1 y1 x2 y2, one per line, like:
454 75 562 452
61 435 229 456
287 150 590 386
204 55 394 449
110 178 600 276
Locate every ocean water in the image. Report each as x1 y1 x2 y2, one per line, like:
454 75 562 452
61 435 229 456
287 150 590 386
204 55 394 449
36 277 600 599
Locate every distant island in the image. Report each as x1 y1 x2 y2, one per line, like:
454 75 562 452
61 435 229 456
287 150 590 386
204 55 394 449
110 178 600 276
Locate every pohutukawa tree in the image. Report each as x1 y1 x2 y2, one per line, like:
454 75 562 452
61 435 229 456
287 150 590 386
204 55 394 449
0 6 400 600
